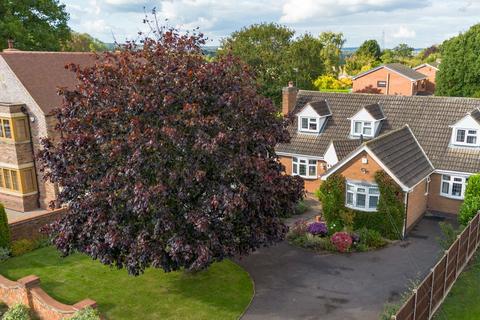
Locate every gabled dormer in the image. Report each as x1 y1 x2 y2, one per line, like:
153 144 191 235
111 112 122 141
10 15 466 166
449 108 480 148
349 103 385 139
297 100 331 134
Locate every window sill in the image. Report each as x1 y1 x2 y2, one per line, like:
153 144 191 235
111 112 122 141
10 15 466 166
345 204 378 212
293 174 318 180
439 193 464 201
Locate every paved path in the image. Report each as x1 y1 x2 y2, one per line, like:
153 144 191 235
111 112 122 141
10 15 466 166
237 214 449 320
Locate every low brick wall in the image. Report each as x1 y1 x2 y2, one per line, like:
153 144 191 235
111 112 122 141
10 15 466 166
9 209 65 241
0 274 96 319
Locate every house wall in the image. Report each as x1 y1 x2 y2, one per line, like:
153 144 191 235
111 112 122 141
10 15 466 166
352 67 416 96
427 173 462 214
337 151 382 183
415 65 436 94
279 156 326 193
406 179 428 231
0 56 58 211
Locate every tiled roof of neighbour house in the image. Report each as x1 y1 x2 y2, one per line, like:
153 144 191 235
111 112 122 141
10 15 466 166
415 62 440 70
363 103 385 120
365 126 434 188
302 100 331 116
353 63 427 81
469 108 480 125
0 51 96 115
276 91 480 174
331 139 362 160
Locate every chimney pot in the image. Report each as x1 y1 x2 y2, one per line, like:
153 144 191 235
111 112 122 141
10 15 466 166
288 81 294 88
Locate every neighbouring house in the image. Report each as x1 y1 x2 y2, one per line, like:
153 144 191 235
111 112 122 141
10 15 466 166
277 87 480 234
352 63 428 96
414 62 439 95
0 45 94 212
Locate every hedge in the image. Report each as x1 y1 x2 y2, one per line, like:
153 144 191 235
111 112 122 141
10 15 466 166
0 203 10 248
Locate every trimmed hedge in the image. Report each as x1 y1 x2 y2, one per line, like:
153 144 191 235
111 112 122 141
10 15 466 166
0 203 10 249
459 173 480 225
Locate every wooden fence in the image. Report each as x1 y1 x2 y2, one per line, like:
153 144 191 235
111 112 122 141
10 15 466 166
393 212 480 320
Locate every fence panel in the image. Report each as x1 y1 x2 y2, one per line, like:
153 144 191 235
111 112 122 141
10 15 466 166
393 212 480 320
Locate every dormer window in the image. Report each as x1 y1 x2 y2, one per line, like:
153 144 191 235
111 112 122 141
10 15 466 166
352 121 373 137
455 128 478 146
300 117 319 132
450 109 480 148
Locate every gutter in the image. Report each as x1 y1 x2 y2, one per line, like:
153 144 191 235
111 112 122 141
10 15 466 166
402 191 409 240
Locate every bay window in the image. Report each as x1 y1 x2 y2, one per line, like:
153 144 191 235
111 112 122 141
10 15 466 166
440 175 467 199
346 182 380 211
292 157 317 179
0 167 37 194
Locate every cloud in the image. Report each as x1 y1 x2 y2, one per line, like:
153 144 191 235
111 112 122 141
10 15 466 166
280 0 428 23
392 26 416 38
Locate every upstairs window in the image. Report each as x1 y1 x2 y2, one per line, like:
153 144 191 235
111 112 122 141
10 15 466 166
441 175 467 199
346 182 380 211
352 121 373 137
377 81 387 88
292 157 317 179
454 128 478 146
0 119 12 139
299 117 319 133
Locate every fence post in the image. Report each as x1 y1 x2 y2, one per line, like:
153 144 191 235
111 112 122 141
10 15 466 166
455 234 461 278
412 288 418 320
475 213 480 248
466 222 472 260
443 250 449 296
428 268 435 318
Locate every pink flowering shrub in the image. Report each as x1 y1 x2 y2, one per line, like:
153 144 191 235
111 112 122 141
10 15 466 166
331 232 353 252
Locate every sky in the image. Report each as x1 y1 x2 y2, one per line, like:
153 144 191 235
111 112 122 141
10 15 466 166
62 0 480 48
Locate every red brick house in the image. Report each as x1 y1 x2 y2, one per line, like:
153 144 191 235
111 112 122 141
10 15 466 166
0 48 94 212
352 63 428 96
277 88 480 234
414 62 439 95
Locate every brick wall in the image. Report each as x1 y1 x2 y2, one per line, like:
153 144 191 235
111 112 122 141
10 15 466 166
278 156 326 193
0 274 96 319
352 67 417 96
415 65 436 94
406 179 428 230
0 193 38 213
337 151 382 183
9 209 65 241
427 173 462 214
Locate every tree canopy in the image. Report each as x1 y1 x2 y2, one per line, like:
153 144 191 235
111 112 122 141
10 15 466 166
436 24 480 97
0 0 70 51
356 39 381 60
63 32 108 52
318 31 345 76
220 23 326 105
38 29 304 275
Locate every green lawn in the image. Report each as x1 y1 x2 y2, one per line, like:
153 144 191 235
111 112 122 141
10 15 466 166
434 253 480 320
0 247 253 320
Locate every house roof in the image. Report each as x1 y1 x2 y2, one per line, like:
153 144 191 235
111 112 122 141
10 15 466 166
415 62 440 70
365 126 434 188
331 139 362 160
0 51 96 115
300 100 331 117
353 63 427 81
470 108 480 125
363 103 385 120
276 91 480 173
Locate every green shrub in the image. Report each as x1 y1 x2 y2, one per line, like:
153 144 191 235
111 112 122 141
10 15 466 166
316 173 345 227
294 200 310 215
70 307 101 320
459 174 480 225
2 304 31 320
10 240 37 257
0 204 11 249
357 227 387 249
0 247 10 262
436 221 462 250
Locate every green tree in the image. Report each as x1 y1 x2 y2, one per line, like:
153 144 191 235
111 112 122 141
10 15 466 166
345 53 379 75
459 174 480 225
220 23 294 105
380 49 396 64
357 39 381 60
0 0 71 51
318 32 346 76
287 34 325 90
392 43 414 60
0 204 10 248
437 24 480 97
63 32 108 52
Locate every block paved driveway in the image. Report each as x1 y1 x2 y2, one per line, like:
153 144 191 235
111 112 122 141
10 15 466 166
237 215 450 320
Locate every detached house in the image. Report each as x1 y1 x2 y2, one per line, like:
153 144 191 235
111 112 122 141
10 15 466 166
0 47 94 212
352 63 428 96
277 87 480 233
413 62 439 95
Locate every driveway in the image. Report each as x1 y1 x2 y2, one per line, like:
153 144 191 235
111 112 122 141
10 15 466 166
237 215 450 320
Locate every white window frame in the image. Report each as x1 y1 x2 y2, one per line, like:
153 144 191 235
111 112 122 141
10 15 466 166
453 128 479 147
352 121 374 138
298 116 320 133
440 175 467 200
345 182 380 212
292 157 317 179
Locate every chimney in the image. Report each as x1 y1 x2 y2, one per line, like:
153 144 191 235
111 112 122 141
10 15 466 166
282 81 297 116
7 39 13 49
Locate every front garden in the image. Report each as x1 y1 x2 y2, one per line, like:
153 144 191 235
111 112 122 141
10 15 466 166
287 171 404 253
0 246 253 320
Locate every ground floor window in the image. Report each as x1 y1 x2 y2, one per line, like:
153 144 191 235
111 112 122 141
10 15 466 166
346 182 380 211
0 167 37 194
440 174 467 199
292 157 317 179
